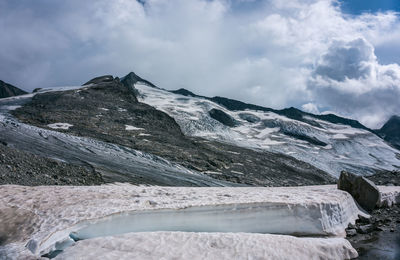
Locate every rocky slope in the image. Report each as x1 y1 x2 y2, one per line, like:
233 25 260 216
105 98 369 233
9 75 334 186
0 143 104 186
2 71 399 186
0 80 27 98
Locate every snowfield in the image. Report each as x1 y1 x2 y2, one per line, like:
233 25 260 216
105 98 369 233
135 83 400 177
2 184 399 259
55 232 357 260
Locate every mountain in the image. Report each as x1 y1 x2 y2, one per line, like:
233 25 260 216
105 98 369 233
377 115 400 150
6 74 335 187
172 88 370 131
1 71 399 188
134 80 400 176
0 79 27 98
1 71 399 260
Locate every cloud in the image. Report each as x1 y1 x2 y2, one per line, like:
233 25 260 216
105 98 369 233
309 38 400 128
302 103 320 114
0 0 399 128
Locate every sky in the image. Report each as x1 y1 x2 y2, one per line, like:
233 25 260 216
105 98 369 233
0 0 399 128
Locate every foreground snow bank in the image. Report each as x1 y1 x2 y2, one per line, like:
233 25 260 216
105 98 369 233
0 184 368 258
55 232 358 260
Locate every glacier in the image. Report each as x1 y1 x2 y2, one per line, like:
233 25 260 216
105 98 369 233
135 83 400 177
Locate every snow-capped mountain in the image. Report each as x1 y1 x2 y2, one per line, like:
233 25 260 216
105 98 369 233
134 80 400 177
1 72 399 186
1 72 400 260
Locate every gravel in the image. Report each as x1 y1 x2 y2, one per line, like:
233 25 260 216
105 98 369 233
0 143 104 186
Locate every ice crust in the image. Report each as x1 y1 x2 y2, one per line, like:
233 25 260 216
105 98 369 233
135 83 400 176
0 184 375 258
55 232 358 260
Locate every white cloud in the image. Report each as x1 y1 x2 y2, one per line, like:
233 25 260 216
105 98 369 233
0 0 399 128
308 38 400 128
302 103 320 114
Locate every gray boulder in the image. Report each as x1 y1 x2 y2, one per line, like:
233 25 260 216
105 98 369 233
338 171 381 212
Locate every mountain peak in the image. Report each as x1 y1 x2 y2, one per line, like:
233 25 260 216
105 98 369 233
378 115 400 149
171 88 200 97
0 79 27 98
121 71 158 89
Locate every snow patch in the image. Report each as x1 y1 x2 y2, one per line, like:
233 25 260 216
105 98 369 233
47 123 73 130
0 105 21 110
125 125 144 131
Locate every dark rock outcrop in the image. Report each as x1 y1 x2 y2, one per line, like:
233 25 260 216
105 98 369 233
377 115 400 150
338 171 381 211
83 75 114 86
238 113 261 123
0 80 27 98
209 108 238 127
32 88 43 93
121 71 158 89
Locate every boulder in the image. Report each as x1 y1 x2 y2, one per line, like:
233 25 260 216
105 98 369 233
356 224 374 234
338 171 381 212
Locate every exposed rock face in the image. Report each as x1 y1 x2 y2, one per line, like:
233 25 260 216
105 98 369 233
377 115 400 150
0 80 27 98
338 171 381 211
209 108 238 127
121 71 158 89
83 75 114 85
32 88 43 93
238 113 261 123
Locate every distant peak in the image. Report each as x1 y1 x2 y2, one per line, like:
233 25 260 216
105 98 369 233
0 79 27 98
125 72 138 77
171 88 197 97
121 71 158 89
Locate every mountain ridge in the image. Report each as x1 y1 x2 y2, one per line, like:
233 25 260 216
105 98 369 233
0 79 27 98
377 115 400 150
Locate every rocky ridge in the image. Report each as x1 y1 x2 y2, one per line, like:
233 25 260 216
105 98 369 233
0 80 27 99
